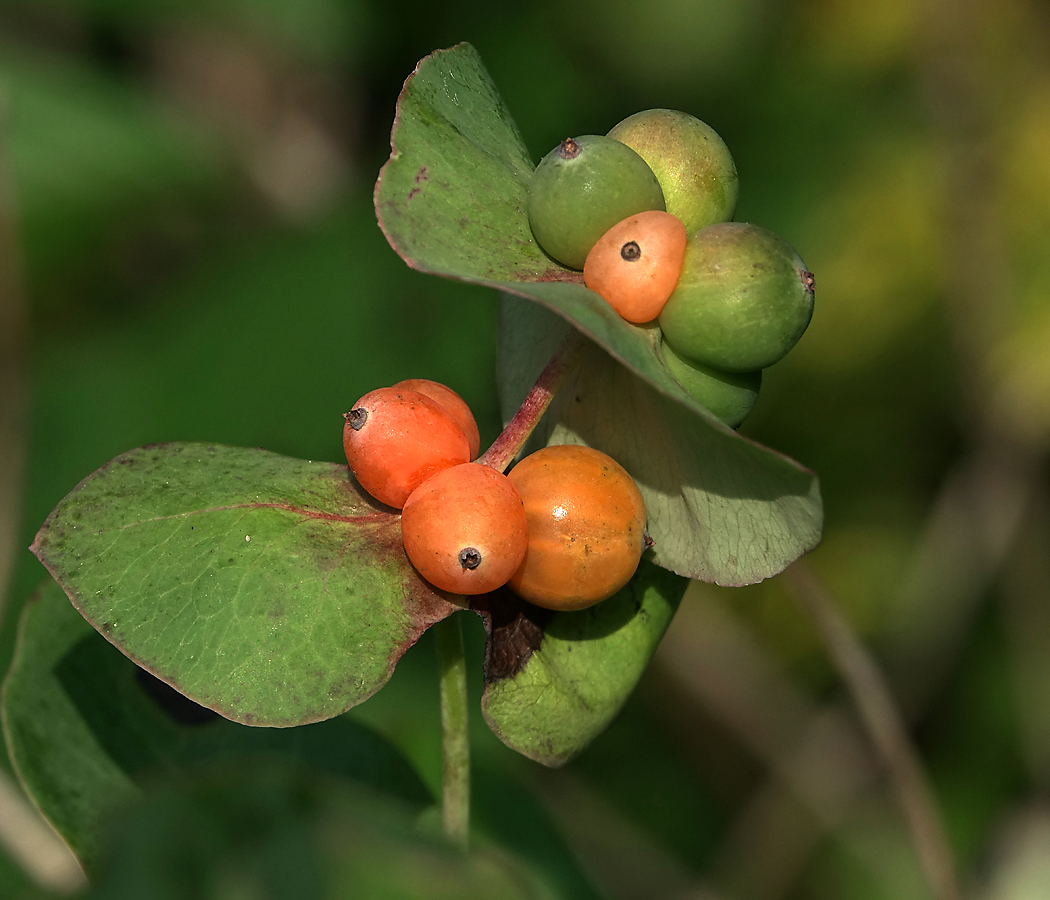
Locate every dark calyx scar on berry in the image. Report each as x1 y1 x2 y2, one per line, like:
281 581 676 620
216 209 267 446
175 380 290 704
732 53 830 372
621 241 641 261
459 548 482 570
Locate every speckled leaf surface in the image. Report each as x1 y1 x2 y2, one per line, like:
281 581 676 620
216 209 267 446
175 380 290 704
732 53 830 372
1 579 433 872
375 43 822 585
30 443 458 728
476 560 687 766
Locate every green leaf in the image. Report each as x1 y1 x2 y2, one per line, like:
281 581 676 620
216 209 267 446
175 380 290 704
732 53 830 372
29 443 458 728
374 43 538 282
498 296 823 585
1 579 433 871
375 43 822 585
475 559 688 766
83 763 562 900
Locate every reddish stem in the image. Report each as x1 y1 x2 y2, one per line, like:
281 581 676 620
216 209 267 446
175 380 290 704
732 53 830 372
478 331 587 473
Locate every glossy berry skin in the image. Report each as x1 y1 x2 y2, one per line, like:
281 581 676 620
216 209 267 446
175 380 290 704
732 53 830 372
608 109 738 234
507 445 647 611
391 378 480 459
584 210 687 323
401 463 528 595
527 135 665 270
659 222 815 372
343 388 469 509
661 340 762 428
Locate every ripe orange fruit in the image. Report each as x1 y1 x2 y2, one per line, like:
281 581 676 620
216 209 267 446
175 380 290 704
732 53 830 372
507 445 647 610
583 210 687 324
343 387 470 509
391 378 481 460
401 463 528 595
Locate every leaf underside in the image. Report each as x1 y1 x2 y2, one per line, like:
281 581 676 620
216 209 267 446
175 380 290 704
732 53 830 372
497 296 823 586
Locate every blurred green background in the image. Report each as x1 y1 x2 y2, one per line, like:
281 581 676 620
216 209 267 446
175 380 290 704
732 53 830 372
2 0 1050 897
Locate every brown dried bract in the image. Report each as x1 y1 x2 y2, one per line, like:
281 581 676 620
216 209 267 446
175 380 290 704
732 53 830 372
473 589 551 682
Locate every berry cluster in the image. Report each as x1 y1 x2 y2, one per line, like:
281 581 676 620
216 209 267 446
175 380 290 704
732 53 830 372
343 381 647 610
527 109 815 428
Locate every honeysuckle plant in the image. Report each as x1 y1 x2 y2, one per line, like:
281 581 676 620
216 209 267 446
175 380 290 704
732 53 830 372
5 42 822 875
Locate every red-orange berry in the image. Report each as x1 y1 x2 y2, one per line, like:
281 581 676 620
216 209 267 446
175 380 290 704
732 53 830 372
401 463 528 595
391 379 481 460
583 210 687 324
343 388 470 509
507 445 647 611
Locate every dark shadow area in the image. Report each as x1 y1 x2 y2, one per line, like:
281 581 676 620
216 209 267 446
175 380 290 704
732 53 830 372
134 666 221 727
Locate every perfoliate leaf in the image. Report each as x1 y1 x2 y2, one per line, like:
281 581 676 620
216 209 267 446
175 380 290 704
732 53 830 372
375 43 822 585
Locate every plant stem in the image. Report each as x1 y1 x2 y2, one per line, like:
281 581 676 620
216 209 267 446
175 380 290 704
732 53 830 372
432 612 470 849
427 331 587 846
782 561 961 900
477 330 587 473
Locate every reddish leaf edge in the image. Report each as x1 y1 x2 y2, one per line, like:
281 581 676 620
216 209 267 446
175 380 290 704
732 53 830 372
372 46 580 292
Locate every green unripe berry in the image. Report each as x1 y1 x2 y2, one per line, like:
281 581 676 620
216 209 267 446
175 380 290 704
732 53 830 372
609 109 738 233
527 135 665 270
661 340 761 429
659 223 815 372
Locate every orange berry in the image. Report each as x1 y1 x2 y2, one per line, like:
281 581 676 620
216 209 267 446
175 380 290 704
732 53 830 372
507 445 647 610
401 463 528 595
343 388 470 509
583 210 687 324
391 378 481 460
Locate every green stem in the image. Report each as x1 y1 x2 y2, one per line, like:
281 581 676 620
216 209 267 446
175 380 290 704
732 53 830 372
428 332 587 848
433 613 470 849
